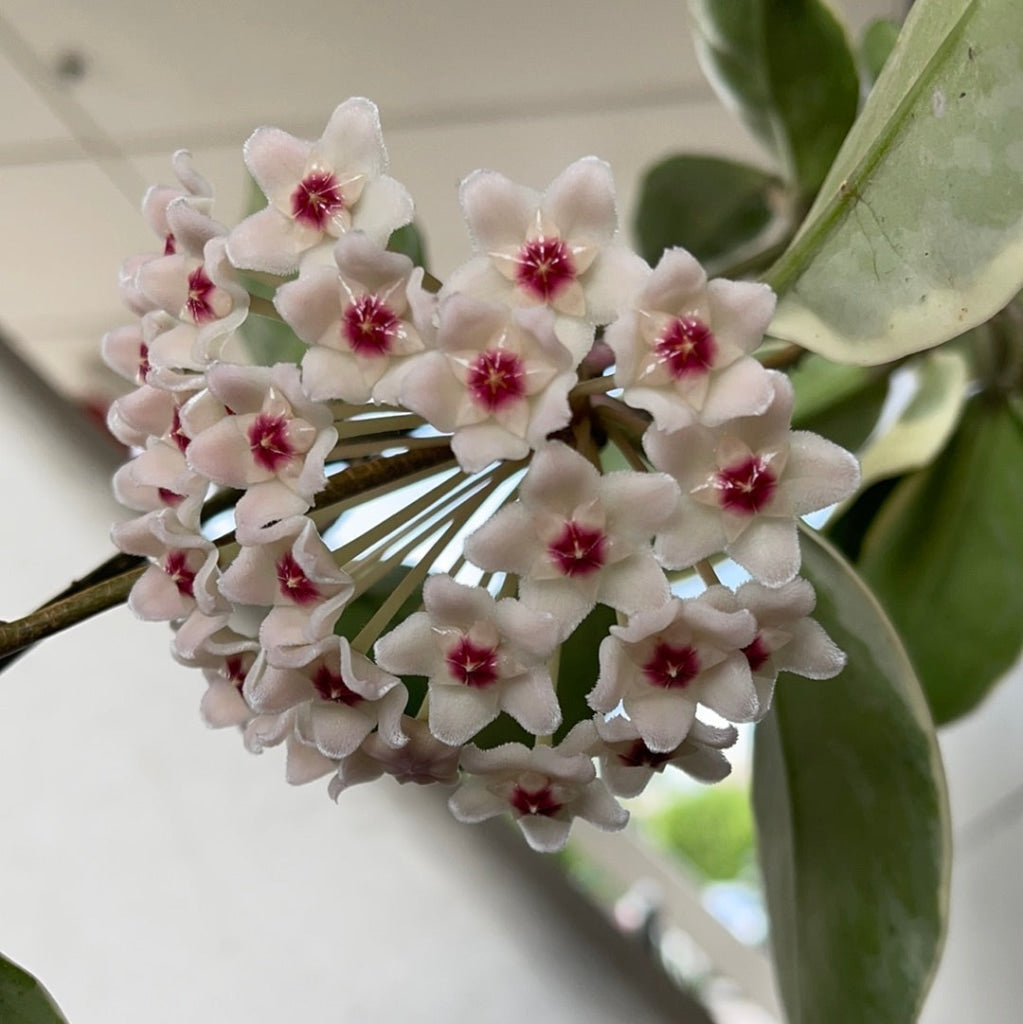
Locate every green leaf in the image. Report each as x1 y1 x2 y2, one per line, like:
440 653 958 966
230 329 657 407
857 348 969 487
632 155 778 270
825 476 902 563
753 529 950 1024
859 18 901 88
239 307 306 366
0 954 70 1024
553 603 617 745
858 395 1023 723
688 0 860 197
789 354 889 451
387 221 428 268
766 0 1023 365
335 566 428 714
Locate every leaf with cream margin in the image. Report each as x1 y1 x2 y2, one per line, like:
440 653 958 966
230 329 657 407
0 953 70 1024
633 155 779 270
856 347 969 488
687 0 859 198
754 528 950 1023
765 0 1023 365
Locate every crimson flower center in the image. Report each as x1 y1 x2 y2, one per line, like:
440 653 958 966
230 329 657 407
185 265 217 323
510 783 562 817
656 316 717 379
138 342 151 382
516 236 576 301
291 170 345 229
275 551 321 606
716 455 777 515
312 665 363 706
342 295 400 356
164 549 196 598
445 636 499 689
466 349 526 411
163 233 176 255
224 654 253 692
157 487 185 507
643 641 700 689
248 413 294 472
743 634 771 672
619 739 674 769
548 520 607 577
170 408 189 454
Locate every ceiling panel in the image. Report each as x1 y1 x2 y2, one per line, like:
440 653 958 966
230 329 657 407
0 158 149 333
0 50 75 152
2 0 705 145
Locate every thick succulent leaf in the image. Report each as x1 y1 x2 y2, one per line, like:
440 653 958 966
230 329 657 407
240 304 306 366
859 18 901 88
754 528 950 1023
688 0 859 197
335 566 427 714
387 221 428 268
767 0 1023 364
552 603 617 745
857 348 969 487
825 476 902 563
858 395 1023 723
0 954 70 1024
632 155 778 270
789 354 889 451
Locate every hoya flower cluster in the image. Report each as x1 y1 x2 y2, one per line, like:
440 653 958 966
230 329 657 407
105 98 859 853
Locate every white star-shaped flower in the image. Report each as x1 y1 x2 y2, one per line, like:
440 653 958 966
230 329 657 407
647 372 860 587
464 442 678 634
595 713 738 797
374 574 561 746
183 362 338 542
399 295 576 473
605 247 776 432
227 98 413 275
449 722 627 852
275 231 432 404
243 636 407 760
444 157 647 359
328 717 462 799
217 515 354 659
733 577 846 711
112 509 220 622
589 588 758 753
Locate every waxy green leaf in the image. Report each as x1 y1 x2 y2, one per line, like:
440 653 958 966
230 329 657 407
552 603 617 746
240 305 306 366
754 529 950 1024
767 0 1023 364
859 18 901 89
858 395 1023 723
789 354 889 452
387 221 428 268
0 954 69 1024
632 155 778 270
688 0 859 197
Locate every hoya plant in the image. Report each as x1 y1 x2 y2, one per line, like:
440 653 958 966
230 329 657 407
1 0 1019 1021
